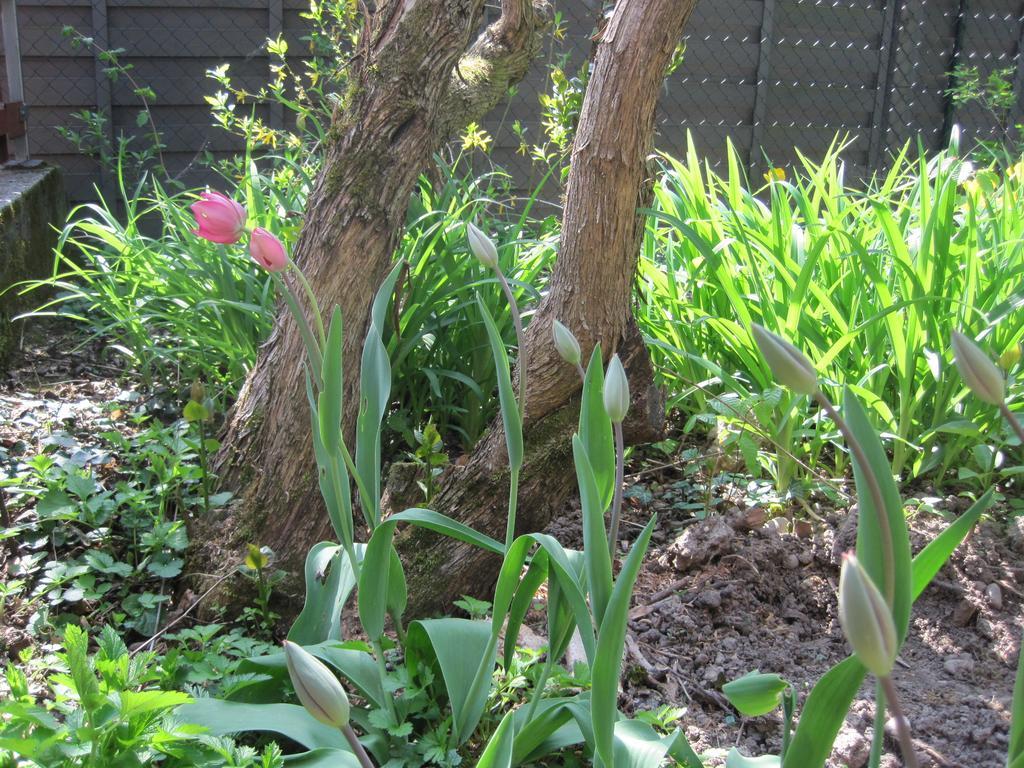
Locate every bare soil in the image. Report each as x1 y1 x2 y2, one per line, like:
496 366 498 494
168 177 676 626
547 470 1023 767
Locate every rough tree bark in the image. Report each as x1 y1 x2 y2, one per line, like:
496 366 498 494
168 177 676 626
399 0 699 615
192 0 551 584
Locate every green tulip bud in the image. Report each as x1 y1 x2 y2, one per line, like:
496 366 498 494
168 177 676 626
751 323 819 396
951 330 1005 406
466 221 499 270
603 354 630 423
722 671 790 717
283 640 350 728
552 319 581 366
838 554 898 678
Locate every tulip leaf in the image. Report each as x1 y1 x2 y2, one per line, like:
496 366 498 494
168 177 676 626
355 261 404 529
476 294 523 472
511 696 588 764
406 617 494 745
385 508 504 554
592 516 657 768
781 656 866 768
580 345 615 509
722 671 789 717
318 307 344 457
283 748 364 768
357 520 398 641
503 552 549 668
844 388 912 643
911 488 993 601
726 750 781 768
288 543 354 645
475 709 516 768
178 700 349 752
573 434 613 627
307 369 352 547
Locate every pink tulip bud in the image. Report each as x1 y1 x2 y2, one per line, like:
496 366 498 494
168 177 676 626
190 190 247 244
249 227 289 272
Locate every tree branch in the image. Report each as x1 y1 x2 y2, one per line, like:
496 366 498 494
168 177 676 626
436 0 552 139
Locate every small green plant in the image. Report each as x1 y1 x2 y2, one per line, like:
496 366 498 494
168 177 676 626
946 65 1023 161
408 421 448 504
238 544 283 638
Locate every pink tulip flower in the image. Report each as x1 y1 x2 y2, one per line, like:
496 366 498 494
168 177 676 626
249 227 288 272
190 191 247 244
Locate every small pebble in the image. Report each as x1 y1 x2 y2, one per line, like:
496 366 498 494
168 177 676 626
986 583 1003 610
696 589 722 610
943 655 975 677
952 599 977 627
783 553 800 569
832 725 871 768
977 616 995 640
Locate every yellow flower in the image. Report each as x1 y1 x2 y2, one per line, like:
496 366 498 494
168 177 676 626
763 167 785 183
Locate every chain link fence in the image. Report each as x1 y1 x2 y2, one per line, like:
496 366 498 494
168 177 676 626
1 0 1022 203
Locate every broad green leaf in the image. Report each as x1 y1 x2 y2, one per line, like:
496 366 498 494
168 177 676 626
238 641 384 708
580 345 615 508
592 516 658 768
845 389 912 642
781 656 865 768
387 543 408 627
476 709 515 768
307 355 352 547
283 749 363 767
116 689 191 718
503 552 549 668
726 750 781 767
611 719 673 768
406 617 493 744
512 695 590 765
665 728 706 768
318 306 344 456
355 260 405 528
1012 625 1024 764
178 700 348 751
477 294 523 471
722 671 789 717
573 435 613 627
911 489 993 601
289 543 354 645
386 508 504 553
357 520 398 640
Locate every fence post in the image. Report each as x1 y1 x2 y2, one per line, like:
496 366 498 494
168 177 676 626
748 0 775 177
1013 12 1024 128
867 0 901 173
1 0 29 162
940 0 968 146
268 0 284 131
90 0 116 200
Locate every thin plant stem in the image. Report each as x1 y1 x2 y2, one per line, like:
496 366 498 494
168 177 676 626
869 681 886 767
608 421 625 560
342 723 376 768
999 401 1024 445
524 650 556 722
273 273 324 386
575 361 585 382
372 639 398 723
288 260 327 347
814 391 896 607
506 467 520 551
496 268 527 421
197 418 211 516
880 676 919 768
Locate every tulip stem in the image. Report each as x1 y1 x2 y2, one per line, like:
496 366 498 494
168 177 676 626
575 362 586 382
505 467 520 551
288 262 327 348
372 639 398 723
813 391 896 608
274 274 324 388
496 269 527 421
608 421 625 561
880 676 919 768
342 723 376 768
999 402 1024 445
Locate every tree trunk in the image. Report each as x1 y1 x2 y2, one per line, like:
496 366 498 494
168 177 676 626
400 0 698 615
191 0 550 589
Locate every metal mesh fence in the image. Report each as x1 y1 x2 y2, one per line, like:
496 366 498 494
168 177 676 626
1 0 1022 202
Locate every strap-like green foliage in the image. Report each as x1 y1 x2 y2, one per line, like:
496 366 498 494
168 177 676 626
318 307 344 457
476 294 523 472
475 708 516 768
592 516 658 768
178 700 351 753
239 640 384 709
307 337 353 546
355 261 405 528
573 435 613 627
782 490 994 767
579 345 615 508
406 618 493 743
288 543 354 645
844 389 913 643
